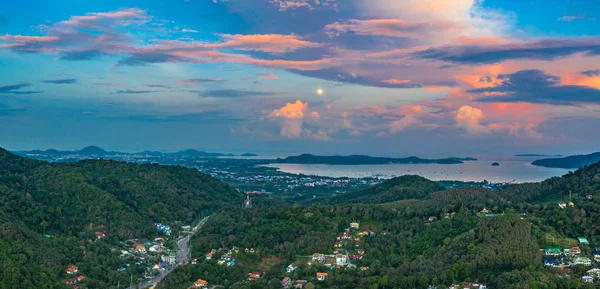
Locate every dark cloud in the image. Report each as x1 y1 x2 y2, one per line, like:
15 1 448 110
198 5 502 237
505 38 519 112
580 69 600 77
291 68 449 89
144 84 171 88
0 83 43 94
41 79 78 84
414 38 600 64
181 78 227 83
117 53 184 66
115 90 157 94
127 111 245 123
469 70 600 105
59 50 105 61
199 89 280 98
479 76 492 83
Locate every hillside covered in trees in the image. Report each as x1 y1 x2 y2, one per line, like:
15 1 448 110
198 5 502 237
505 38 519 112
0 148 243 288
158 161 600 289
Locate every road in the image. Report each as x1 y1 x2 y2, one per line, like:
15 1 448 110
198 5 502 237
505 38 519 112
131 216 210 289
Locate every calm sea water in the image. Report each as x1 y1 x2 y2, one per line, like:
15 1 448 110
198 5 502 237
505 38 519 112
263 157 572 183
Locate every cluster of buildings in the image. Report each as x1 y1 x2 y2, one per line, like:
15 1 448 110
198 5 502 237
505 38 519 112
215 246 239 266
448 283 487 289
154 222 172 236
542 238 597 272
116 237 177 278
186 279 208 288
62 266 86 288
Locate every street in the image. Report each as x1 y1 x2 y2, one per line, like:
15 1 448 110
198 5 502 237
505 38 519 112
130 216 210 289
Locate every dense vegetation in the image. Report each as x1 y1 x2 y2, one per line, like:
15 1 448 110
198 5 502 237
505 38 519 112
532 152 600 169
324 175 444 204
274 154 476 165
159 161 600 289
0 148 243 288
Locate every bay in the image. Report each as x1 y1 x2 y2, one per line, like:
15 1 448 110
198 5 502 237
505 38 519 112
263 157 572 183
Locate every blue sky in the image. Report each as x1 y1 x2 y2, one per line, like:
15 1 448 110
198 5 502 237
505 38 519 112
1 0 599 156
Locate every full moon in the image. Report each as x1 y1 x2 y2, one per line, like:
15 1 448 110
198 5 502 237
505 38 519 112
316 89 323 95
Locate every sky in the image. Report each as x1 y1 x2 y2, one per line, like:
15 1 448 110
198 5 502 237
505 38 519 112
1 0 599 157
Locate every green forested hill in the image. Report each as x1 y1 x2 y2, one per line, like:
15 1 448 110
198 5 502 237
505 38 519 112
0 148 243 288
326 175 445 204
158 161 600 289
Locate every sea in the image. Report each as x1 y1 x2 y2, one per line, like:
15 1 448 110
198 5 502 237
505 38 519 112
262 156 572 183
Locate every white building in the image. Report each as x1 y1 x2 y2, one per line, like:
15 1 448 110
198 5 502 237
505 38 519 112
336 254 347 266
574 257 592 266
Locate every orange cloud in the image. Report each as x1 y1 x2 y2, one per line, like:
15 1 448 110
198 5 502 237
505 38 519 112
382 78 411 84
270 100 308 120
219 34 321 53
311 111 320 119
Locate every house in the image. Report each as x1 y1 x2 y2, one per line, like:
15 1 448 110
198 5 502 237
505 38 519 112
152 263 163 271
66 265 79 274
558 268 572 274
181 225 191 231
227 260 235 266
281 277 292 289
294 280 308 289
149 245 162 253
286 264 297 273
62 278 78 285
579 237 590 245
449 283 487 289
543 258 558 266
77 276 85 282
586 268 600 277
191 259 197 265
312 253 325 263
568 201 575 207
544 248 562 256
250 248 255 254
338 232 351 240
381 230 389 235
350 222 360 229
360 266 369 271
232 246 240 253
570 247 582 254
594 251 600 261
574 257 592 266
582 275 594 283
161 253 177 264
428 216 437 222
193 279 208 287
357 249 365 255
316 272 328 281
95 232 105 239
333 242 342 248
587 195 593 199
480 208 491 214
247 272 261 281
335 254 347 265
558 201 567 209
135 245 146 253
205 252 213 260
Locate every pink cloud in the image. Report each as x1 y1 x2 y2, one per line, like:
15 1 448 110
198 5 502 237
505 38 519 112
258 73 279 79
325 19 455 38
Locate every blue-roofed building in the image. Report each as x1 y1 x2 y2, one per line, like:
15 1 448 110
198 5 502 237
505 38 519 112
579 237 590 245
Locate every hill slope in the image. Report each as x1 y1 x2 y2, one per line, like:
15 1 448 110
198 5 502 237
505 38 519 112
327 175 445 204
0 148 243 288
532 152 600 169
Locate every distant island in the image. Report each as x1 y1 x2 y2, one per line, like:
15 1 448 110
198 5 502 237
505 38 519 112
16 146 243 158
491 162 500 166
274 154 477 165
515 154 562 157
240 153 258 157
532 152 600 169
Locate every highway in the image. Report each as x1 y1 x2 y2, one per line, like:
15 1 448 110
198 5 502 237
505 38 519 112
130 216 210 289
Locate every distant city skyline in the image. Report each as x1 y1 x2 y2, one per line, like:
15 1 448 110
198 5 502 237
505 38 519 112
1 0 599 156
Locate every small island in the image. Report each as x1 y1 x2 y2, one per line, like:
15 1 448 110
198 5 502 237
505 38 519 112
240 153 258 157
491 162 500 166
